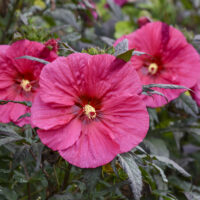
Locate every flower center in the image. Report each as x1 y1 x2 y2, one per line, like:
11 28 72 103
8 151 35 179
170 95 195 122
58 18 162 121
83 104 96 119
148 63 158 75
20 79 32 92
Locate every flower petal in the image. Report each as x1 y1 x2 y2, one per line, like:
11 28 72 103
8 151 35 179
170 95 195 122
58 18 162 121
37 118 82 151
101 94 149 152
31 94 74 130
59 122 120 168
39 54 91 106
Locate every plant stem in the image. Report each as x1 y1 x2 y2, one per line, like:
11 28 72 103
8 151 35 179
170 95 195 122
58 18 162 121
29 149 50 181
22 162 31 200
61 163 72 191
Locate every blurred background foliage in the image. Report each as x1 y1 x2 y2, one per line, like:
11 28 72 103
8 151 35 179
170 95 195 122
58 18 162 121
1 0 200 199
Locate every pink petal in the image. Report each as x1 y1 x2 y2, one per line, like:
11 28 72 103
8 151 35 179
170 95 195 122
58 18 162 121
85 55 142 98
101 94 149 152
6 40 45 74
37 118 82 151
39 54 91 106
31 94 74 130
0 45 9 56
59 122 120 168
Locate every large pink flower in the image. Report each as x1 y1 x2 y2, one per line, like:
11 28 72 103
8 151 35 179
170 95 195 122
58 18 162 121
114 22 200 107
31 53 149 168
0 39 58 126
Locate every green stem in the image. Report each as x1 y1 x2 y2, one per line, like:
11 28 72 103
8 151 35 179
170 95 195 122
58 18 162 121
61 163 72 191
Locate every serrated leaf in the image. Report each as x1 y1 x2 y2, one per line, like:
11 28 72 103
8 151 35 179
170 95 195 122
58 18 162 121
173 93 199 117
153 156 191 178
0 137 22 146
142 88 168 103
144 138 169 157
0 124 21 137
49 9 80 30
132 51 147 56
143 84 189 90
0 100 32 107
114 39 129 56
184 192 200 200
0 187 18 200
114 39 134 62
152 163 168 183
107 0 123 20
100 36 115 46
82 167 101 192
16 55 50 64
148 108 158 121
118 152 143 200
18 113 31 120
117 49 134 62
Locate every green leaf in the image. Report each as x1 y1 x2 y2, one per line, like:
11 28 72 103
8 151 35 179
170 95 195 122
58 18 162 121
144 138 169 157
114 39 134 62
148 108 159 126
0 123 22 137
16 55 50 65
100 36 115 46
116 49 134 62
143 83 189 90
114 39 129 56
184 192 200 200
118 152 143 200
152 163 168 183
114 21 134 38
173 93 199 117
82 167 101 193
107 0 123 20
0 100 32 107
142 88 168 103
153 156 191 178
18 113 31 120
132 51 147 56
0 137 22 146
0 187 18 200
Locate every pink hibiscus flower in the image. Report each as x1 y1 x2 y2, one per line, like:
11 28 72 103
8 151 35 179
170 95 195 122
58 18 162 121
31 53 149 168
114 22 200 107
0 39 58 126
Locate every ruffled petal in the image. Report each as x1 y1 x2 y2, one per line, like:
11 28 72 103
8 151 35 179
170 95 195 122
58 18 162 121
39 54 91 106
59 122 120 168
37 118 82 151
101 94 149 152
31 94 74 130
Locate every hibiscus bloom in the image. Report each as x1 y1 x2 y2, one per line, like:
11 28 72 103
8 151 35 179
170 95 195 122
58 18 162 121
114 22 200 107
0 39 58 126
31 53 149 168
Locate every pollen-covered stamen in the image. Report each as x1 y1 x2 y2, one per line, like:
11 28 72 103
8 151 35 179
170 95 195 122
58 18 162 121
83 104 96 119
20 79 32 92
148 63 158 75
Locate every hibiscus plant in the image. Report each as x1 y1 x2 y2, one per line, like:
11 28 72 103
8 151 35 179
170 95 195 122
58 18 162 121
0 0 200 200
